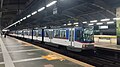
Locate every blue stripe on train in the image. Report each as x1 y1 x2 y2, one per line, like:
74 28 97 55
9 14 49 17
66 29 69 39
75 28 77 41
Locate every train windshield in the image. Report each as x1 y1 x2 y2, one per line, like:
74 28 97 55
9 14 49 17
83 28 94 43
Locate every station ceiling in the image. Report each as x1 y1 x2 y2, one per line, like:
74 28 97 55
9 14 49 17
0 0 120 30
0 0 34 29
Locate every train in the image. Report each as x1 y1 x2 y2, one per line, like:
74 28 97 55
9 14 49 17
10 27 94 52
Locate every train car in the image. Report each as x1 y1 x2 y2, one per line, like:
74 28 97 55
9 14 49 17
17 30 23 37
23 29 31 39
43 27 94 52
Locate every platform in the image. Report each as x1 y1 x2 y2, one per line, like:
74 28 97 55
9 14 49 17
0 36 94 67
95 44 120 51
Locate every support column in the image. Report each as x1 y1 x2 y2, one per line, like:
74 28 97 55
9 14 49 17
116 7 120 45
42 29 44 43
31 29 33 41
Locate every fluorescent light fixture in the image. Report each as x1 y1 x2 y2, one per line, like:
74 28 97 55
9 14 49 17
67 23 72 25
83 22 87 23
75 25 79 27
27 14 31 18
20 19 23 21
96 23 103 25
23 17 26 20
107 21 114 24
101 18 110 21
15 21 20 24
17 20 20 23
2 29 8 31
46 1 57 7
32 11 37 15
88 23 94 26
14 22 18 24
113 18 120 20
64 24 66 26
44 26 47 28
99 26 108 29
90 20 97 23
74 22 79 25
38 7 45 12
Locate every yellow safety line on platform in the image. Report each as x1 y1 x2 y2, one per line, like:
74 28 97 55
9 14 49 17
42 54 65 61
12 37 95 67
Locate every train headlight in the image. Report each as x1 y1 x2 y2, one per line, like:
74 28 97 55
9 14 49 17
82 45 86 48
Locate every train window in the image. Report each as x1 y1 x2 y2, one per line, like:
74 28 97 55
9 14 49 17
29 31 32 36
83 28 94 43
44 30 49 37
24 31 28 35
38 30 42 36
54 29 60 38
60 30 66 38
76 29 82 42
33 30 36 36
36 30 39 37
48 31 54 39
28 31 30 36
45 30 54 39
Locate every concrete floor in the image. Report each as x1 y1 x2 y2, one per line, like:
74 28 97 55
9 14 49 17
0 36 93 67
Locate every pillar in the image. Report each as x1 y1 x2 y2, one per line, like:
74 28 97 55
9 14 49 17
42 29 44 43
116 7 120 45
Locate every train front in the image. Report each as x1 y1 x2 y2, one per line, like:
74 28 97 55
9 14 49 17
81 27 94 50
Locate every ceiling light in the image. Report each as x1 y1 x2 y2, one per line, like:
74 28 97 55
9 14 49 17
99 26 108 29
88 23 94 26
15 21 20 24
90 20 97 23
32 11 37 15
17 20 20 22
67 23 72 25
74 22 79 25
113 18 120 20
46 1 57 7
20 19 23 21
101 18 110 21
107 21 114 24
82 22 87 24
75 25 79 27
27 14 31 18
2 29 8 32
38 7 45 12
44 26 47 28
23 17 26 20
96 23 103 25
64 24 66 26
14 22 18 24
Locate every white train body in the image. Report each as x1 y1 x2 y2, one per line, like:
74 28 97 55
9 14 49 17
10 27 94 52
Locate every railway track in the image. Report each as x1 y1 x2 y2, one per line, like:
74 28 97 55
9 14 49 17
10 35 120 67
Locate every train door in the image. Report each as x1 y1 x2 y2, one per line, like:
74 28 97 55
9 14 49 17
69 28 75 46
48 29 54 42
